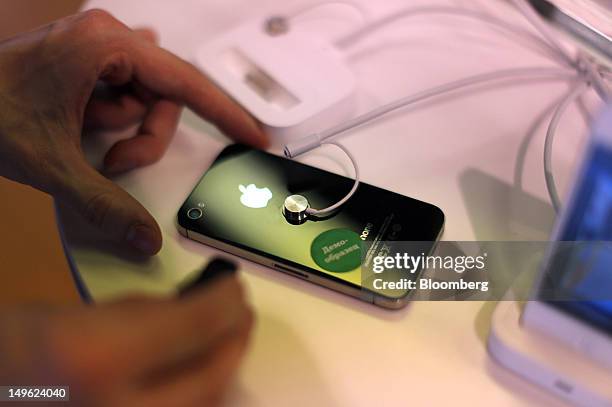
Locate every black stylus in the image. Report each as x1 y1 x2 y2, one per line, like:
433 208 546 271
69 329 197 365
179 257 238 296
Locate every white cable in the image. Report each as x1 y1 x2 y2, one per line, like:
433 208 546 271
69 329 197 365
512 1 609 211
509 0 576 67
511 0 610 102
577 53 611 102
306 141 360 216
329 2 608 99
281 1 609 218
333 6 569 66
286 67 576 155
320 68 575 143
285 67 576 158
510 0 610 102
286 1 369 22
544 81 589 213
286 68 577 218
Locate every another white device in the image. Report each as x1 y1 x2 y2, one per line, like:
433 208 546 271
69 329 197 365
194 16 356 144
522 104 612 366
488 105 612 406
488 301 612 407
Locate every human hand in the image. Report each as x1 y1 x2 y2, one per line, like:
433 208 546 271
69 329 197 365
0 10 267 255
0 274 253 407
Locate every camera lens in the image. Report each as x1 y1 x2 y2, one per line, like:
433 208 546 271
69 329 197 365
187 208 203 220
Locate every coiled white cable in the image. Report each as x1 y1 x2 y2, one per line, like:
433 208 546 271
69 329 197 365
305 141 360 216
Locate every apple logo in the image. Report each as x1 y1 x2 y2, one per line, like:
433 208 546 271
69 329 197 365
239 184 273 209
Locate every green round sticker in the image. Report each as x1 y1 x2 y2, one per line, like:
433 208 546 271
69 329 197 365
310 229 362 273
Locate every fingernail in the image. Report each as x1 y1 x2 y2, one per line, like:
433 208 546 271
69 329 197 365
126 224 158 255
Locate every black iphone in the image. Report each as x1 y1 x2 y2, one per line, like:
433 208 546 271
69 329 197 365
178 144 444 309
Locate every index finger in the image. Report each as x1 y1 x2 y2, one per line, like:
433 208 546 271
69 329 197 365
125 37 268 148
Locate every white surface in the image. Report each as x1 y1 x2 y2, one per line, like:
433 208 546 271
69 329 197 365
73 0 605 405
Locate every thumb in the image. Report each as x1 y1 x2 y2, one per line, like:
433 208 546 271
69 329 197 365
58 158 162 256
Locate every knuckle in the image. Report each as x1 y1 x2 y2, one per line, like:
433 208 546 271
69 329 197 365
99 50 133 82
81 9 116 27
74 9 121 41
